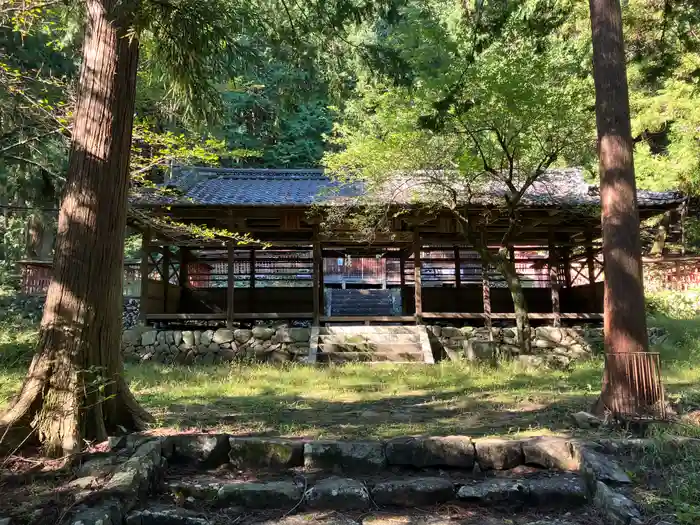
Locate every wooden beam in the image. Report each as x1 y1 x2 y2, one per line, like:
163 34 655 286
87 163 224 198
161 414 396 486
313 228 321 325
227 242 235 328
422 312 603 320
139 227 151 323
413 230 423 324
146 312 315 321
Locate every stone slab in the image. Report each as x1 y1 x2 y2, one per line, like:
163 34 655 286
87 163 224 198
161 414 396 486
385 436 475 469
167 434 230 467
527 475 587 505
125 505 212 525
304 441 386 472
217 481 302 509
304 477 370 510
521 437 580 471
474 438 523 470
229 437 304 469
456 478 529 503
593 481 643 525
370 477 454 507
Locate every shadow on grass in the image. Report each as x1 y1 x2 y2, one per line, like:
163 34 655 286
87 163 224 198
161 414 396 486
129 361 606 439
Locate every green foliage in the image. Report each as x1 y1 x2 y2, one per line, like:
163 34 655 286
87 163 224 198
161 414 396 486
324 1 594 219
646 288 700 320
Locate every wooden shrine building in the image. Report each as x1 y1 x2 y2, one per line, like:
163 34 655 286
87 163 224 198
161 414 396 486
127 167 684 327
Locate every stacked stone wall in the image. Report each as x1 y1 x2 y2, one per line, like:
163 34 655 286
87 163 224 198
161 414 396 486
121 324 311 365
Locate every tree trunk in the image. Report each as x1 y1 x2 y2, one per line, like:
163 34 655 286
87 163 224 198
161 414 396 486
0 0 152 456
453 213 532 353
494 248 532 354
589 0 661 417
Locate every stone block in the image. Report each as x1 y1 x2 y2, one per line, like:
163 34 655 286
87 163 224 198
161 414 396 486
289 327 311 342
270 350 291 363
125 505 211 525
580 449 631 484
527 474 587 505
474 438 523 470
304 440 386 472
370 477 454 506
141 330 157 346
182 331 194 348
173 330 183 346
168 434 231 467
213 329 234 344
385 436 475 469
457 478 529 503
593 481 643 525
70 500 123 525
229 437 304 469
441 327 461 338
218 481 302 508
571 411 602 429
219 348 237 362
252 326 275 340
234 329 252 344
521 437 580 471
304 477 370 510
165 331 175 345
464 340 496 361
201 330 214 346
194 331 202 346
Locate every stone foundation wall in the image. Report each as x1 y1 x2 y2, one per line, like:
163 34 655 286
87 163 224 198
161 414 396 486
121 323 311 365
122 298 139 329
428 325 602 369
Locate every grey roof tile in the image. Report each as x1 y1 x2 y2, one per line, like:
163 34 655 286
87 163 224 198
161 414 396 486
132 167 683 208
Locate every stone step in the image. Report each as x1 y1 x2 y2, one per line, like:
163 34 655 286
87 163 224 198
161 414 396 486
316 350 425 363
161 473 588 511
320 326 424 335
318 334 421 344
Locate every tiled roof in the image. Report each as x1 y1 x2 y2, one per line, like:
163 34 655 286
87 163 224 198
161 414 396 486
133 166 683 208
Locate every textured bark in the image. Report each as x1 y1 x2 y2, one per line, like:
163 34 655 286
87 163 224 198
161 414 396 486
494 248 532 354
0 0 152 455
589 0 660 416
453 213 532 353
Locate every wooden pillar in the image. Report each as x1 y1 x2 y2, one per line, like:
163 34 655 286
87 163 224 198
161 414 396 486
482 258 492 339
162 245 171 313
139 227 151 323
249 248 256 313
413 230 422 324
454 246 461 288
481 231 493 339
313 230 321 325
178 248 189 288
227 242 235 328
563 249 572 289
399 250 406 315
586 231 597 311
549 245 561 327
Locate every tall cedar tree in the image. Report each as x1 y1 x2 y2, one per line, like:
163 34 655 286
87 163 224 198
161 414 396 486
588 0 662 415
0 0 152 455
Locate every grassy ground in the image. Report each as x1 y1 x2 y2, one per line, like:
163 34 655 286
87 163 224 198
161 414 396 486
1 306 700 521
